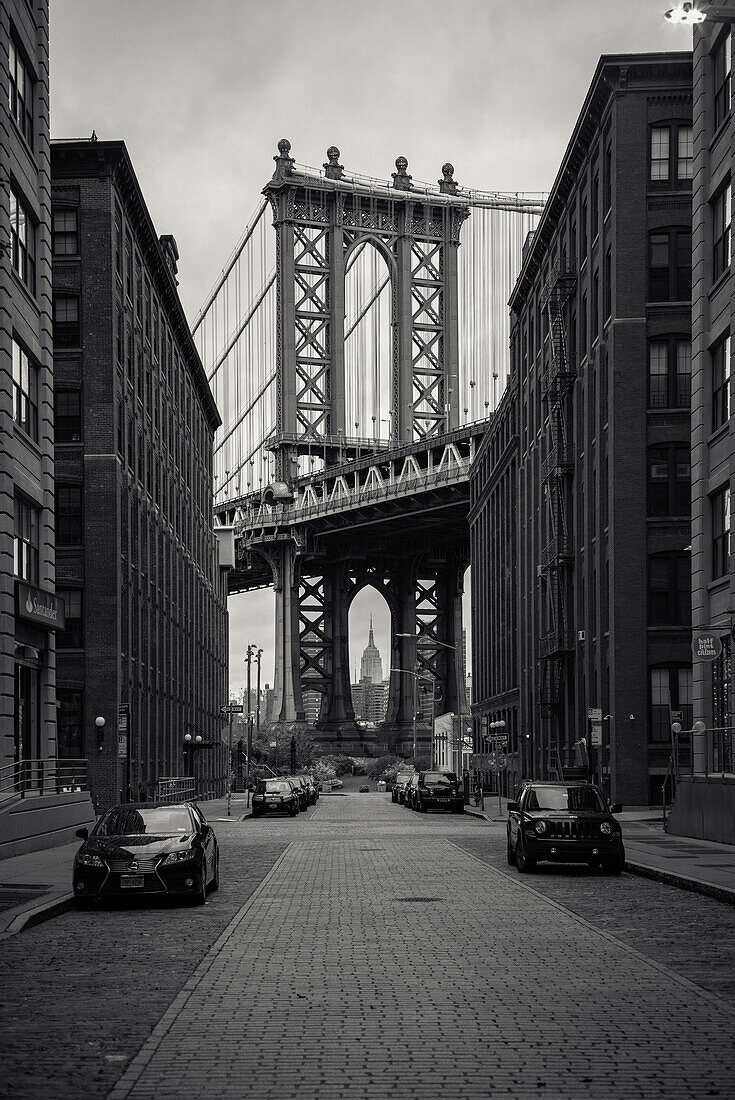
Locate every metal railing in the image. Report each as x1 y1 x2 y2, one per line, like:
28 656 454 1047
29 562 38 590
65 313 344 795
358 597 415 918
156 777 196 803
0 758 89 802
674 726 733 779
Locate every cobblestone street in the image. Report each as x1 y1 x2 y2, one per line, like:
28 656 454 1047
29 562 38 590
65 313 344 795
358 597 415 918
2 794 734 1100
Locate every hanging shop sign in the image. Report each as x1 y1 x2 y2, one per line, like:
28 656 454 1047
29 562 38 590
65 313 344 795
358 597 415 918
691 632 723 662
15 581 65 631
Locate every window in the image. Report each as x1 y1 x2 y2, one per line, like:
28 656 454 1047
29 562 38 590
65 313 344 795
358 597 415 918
592 269 599 340
580 197 588 259
649 124 693 183
650 127 670 180
116 309 124 368
712 485 730 579
14 496 39 582
714 32 732 130
647 444 691 517
57 689 84 758
677 126 693 180
650 666 692 744
56 485 83 546
648 229 691 301
604 143 612 212
648 553 691 625
9 186 35 293
54 390 81 443
125 232 133 299
53 296 80 348
712 334 731 430
57 589 83 648
591 169 599 239
52 209 78 255
12 338 37 439
580 291 588 358
648 338 692 409
713 183 732 281
604 248 612 320
8 36 33 147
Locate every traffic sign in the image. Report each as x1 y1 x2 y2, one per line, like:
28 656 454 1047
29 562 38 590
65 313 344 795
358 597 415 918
220 704 244 714
587 708 602 722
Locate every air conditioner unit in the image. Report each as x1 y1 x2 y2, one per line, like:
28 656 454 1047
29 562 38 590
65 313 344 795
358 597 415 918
578 630 586 642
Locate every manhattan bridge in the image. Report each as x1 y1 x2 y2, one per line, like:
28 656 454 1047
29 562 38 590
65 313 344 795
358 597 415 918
194 140 543 756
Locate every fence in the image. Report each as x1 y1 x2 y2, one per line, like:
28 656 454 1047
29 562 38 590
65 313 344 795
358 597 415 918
0 758 89 802
674 727 733 779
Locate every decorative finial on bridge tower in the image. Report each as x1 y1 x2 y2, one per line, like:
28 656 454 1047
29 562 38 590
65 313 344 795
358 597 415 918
392 155 413 191
273 138 295 180
439 163 458 195
323 146 344 180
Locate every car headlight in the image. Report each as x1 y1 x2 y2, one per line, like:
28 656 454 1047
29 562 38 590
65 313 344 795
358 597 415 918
160 848 195 866
534 821 547 835
600 821 613 836
76 853 105 868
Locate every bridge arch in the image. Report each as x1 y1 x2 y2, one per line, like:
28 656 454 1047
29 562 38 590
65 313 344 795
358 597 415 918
344 238 394 446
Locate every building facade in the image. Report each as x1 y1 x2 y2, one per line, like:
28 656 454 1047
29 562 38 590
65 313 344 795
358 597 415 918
468 385 521 790
1 3 61 805
51 139 229 810
672 6 735 842
472 53 693 806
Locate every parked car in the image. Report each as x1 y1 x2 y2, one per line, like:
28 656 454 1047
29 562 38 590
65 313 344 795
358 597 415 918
404 774 420 808
412 771 464 814
299 774 318 804
359 784 370 793
252 778 300 818
73 802 219 906
285 775 310 811
507 781 625 874
392 771 414 804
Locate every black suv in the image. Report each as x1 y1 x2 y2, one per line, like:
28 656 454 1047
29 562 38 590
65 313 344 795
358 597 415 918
507 781 624 874
251 778 300 817
412 771 464 814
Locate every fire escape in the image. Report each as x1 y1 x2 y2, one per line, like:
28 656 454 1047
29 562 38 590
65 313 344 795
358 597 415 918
539 264 577 777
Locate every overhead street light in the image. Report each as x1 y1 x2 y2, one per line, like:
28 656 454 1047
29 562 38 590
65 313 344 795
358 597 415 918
664 3 735 22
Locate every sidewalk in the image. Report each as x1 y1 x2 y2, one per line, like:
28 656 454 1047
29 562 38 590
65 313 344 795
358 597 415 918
465 797 735 905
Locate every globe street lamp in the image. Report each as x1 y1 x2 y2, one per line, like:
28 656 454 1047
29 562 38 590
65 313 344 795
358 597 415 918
489 719 507 814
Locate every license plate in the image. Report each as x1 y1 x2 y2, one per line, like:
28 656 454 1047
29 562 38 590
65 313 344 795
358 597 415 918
120 875 144 889
266 796 279 802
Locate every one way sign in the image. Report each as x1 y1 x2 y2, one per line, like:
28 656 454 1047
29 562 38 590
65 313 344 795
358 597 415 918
220 704 244 714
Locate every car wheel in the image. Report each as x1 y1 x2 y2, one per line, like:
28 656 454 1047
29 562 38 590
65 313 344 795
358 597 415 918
587 858 601 872
506 833 515 865
419 799 427 813
193 856 207 905
210 851 220 892
515 835 536 873
602 848 625 876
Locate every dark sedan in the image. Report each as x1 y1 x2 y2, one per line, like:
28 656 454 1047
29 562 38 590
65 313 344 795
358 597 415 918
507 781 624 874
73 801 219 906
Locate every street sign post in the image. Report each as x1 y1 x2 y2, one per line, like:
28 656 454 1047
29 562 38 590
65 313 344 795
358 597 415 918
220 704 244 714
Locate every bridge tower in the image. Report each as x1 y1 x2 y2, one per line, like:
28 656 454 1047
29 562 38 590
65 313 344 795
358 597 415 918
258 141 471 755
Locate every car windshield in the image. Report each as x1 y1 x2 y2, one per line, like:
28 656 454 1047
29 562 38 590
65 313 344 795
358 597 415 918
95 807 192 836
424 772 456 785
526 786 606 812
264 781 291 794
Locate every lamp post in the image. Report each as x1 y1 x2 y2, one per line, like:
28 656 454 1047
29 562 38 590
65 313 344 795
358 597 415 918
389 665 423 762
603 714 616 803
395 633 460 768
94 716 105 754
489 719 507 815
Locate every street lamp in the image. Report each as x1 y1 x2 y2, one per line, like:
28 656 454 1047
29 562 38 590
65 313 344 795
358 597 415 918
395 634 460 768
94 715 105 753
488 719 507 814
664 3 735 22
603 715 616 803
390 665 424 762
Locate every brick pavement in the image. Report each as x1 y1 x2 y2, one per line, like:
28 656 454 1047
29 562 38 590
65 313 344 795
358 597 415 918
107 795 735 1100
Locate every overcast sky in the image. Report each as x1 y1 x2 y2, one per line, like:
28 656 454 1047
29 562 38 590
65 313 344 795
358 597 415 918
49 0 691 697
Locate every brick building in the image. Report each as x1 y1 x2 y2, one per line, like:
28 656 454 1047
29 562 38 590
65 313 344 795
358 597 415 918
1 2 78 849
665 5 735 842
51 139 229 810
471 53 693 805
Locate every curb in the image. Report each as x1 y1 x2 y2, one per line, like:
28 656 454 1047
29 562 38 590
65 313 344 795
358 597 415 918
623 860 735 907
0 890 75 941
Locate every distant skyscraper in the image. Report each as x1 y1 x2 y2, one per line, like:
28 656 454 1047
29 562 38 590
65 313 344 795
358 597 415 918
360 616 383 683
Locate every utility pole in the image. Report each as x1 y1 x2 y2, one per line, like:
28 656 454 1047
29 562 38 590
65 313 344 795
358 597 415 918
256 648 263 732
245 644 255 784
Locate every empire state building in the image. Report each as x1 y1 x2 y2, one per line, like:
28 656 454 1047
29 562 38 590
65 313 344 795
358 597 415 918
360 616 383 683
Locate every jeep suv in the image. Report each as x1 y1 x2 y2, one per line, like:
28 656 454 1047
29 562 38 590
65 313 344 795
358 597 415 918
507 781 624 874
412 771 464 814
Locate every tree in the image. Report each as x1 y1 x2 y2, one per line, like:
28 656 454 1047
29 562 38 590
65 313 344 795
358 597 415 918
366 755 403 780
